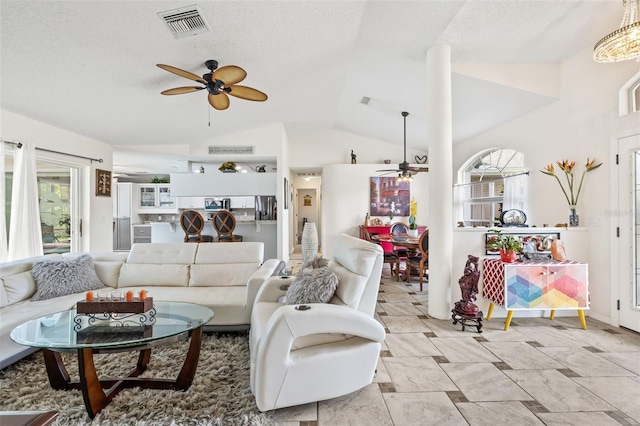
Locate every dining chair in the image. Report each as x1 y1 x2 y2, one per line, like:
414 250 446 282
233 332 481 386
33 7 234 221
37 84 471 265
361 226 399 281
212 210 243 242
389 221 410 260
405 230 428 291
179 210 214 243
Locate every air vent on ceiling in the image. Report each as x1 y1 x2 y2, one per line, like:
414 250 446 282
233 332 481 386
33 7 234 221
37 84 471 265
158 5 210 39
208 145 255 155
296 172 320 177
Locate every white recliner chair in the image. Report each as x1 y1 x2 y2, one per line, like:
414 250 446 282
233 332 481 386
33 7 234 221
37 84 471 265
250 234 386 412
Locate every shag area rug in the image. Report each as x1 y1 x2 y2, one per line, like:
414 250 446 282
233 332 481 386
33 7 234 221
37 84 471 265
0 332 274 425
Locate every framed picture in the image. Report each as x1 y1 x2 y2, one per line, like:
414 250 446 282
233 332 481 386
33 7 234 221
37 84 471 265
369 176 410 217
484 232 560 255
283 178 289 210
95 169 112 197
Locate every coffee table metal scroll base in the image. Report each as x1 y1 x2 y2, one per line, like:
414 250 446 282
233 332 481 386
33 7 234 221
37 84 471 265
42 327 203 419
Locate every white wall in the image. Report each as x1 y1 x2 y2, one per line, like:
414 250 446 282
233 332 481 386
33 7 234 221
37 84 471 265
452 47 640 323
321 164 429 258
289 128 430 167
2 109 114 252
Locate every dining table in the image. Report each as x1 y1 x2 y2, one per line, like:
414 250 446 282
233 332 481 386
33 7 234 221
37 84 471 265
370 234 421 281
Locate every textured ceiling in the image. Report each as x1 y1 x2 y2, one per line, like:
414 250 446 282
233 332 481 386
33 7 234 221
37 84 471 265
0 1 624 174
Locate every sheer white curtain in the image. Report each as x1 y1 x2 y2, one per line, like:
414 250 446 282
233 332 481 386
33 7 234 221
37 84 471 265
0 143 7 262
503 174 527 212
8 142 42 260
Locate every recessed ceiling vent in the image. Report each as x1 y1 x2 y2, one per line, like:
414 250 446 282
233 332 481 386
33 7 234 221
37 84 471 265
158 5 210 39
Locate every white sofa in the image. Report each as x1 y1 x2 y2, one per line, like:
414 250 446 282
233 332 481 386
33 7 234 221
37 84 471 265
250 234 386 412
0 242 282 369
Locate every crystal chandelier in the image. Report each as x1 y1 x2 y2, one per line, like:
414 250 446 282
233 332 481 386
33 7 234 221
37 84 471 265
593 0 640 63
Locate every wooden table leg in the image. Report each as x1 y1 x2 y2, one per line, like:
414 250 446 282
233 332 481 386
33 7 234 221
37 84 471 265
78 348 110 419
41 326 205 419
42 350 71 390
175 326 203 390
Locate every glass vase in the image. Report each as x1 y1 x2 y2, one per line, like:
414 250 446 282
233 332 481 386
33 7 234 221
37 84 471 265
569 205 579 227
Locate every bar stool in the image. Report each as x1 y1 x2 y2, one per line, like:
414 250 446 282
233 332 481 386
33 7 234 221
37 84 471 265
212 210 243 242
180 210 214 243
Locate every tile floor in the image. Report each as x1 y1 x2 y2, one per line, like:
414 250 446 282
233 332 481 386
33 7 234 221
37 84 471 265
270 258 640 426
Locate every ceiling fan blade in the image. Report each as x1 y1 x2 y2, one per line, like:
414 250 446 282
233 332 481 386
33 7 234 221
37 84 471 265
227 85 268 101
213 65 247 85
406 166 430 172
208 92 230 110
157 64 206 83
376 169 401 173
160 86 205 95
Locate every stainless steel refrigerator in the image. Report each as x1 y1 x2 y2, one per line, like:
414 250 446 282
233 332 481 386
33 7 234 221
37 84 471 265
113 183 132 251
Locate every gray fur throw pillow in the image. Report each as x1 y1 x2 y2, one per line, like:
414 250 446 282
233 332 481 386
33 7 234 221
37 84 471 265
31 254 105 301
285 257 338 305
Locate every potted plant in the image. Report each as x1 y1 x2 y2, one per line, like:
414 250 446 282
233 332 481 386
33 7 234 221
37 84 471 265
408 197 418 236
485 229 523 263
218 161 237 172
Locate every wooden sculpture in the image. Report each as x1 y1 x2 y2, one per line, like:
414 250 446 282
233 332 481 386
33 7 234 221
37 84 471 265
451 254 483 333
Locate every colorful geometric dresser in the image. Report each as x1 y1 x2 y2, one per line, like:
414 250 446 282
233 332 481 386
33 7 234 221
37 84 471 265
482 258 588 331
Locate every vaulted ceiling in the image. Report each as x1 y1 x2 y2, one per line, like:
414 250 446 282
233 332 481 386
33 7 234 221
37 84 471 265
0 1 624 174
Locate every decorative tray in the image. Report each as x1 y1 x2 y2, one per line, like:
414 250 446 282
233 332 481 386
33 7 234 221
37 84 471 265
77 297 154 314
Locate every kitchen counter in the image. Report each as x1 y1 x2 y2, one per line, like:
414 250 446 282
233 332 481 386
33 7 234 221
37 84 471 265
150 221 277 259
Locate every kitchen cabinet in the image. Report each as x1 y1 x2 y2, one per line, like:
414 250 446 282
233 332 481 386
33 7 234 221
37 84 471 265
137 184 176 213
177 196 206 209
132 224 151 244
482 259 588 330
230 196 255 209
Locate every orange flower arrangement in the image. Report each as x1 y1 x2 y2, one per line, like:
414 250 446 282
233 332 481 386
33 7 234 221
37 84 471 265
540 158 602 206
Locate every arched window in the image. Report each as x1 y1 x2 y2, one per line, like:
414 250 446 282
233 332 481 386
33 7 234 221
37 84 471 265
455 148 526 227
620 71 640 116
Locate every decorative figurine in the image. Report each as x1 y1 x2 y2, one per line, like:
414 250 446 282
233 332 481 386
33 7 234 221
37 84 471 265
351 150 357 164
364 212 370 226
451 255 483 333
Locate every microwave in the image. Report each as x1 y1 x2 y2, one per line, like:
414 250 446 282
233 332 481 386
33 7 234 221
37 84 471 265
204 198 230 211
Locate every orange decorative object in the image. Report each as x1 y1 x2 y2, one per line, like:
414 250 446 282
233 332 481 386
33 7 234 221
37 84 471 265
551 239 567 261
126 290 133 302
139 290 147 300
86 291 94 302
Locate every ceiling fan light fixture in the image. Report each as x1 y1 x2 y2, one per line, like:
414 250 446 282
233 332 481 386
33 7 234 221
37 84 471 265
593 0 640 63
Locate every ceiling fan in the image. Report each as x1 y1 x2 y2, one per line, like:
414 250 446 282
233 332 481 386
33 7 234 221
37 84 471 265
156 59 268 110
377 111 429 181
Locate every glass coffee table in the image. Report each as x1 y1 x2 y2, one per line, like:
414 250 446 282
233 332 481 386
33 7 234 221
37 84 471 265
10 301 214 419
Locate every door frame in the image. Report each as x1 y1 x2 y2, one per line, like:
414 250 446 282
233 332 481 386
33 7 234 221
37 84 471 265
611 128 640 331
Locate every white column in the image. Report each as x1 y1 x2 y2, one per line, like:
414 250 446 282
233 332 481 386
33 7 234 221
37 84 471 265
426 45 453 319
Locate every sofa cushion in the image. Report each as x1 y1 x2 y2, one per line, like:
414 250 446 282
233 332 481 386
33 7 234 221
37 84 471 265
285 261 339 305
2 271 36 306
330 260 368 309
118 264 190 287
190 264 261 287
126 243 197 264
194 242 264 264
0 254 63 307
31 255 105 301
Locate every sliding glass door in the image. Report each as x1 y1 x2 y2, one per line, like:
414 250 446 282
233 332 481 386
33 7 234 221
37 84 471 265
4 155 80 255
